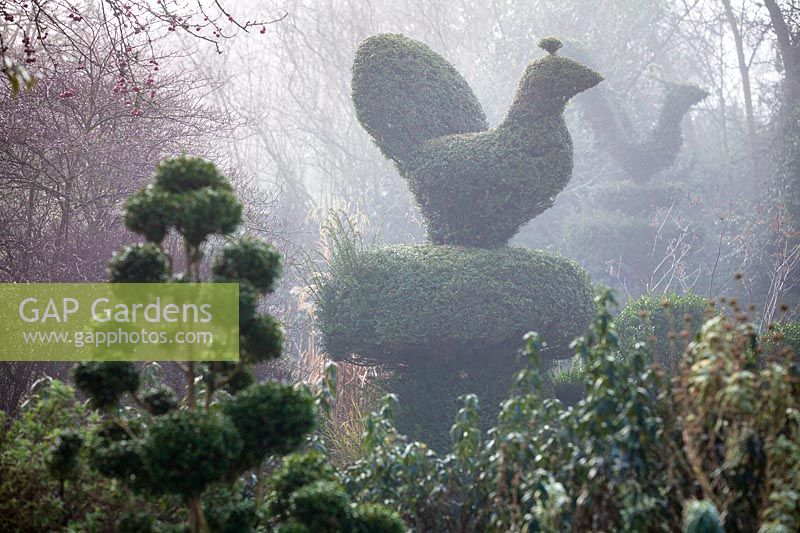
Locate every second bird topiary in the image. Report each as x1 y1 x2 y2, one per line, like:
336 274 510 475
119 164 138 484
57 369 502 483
316 35 602 446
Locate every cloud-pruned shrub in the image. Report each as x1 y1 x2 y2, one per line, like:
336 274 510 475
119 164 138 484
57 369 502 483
68 157 321 532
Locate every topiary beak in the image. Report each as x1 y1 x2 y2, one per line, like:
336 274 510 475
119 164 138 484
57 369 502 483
580 66 604 92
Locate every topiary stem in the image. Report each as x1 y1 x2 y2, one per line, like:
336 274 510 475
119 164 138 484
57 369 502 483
187 496 209 533
255 461 265 504
186 362 196 411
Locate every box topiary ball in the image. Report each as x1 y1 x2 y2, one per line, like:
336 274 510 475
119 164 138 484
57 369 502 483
141 410 242 497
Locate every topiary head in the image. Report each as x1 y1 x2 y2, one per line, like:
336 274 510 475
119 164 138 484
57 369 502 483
286 480 353 532
265 451 338 522
141 385 177 416
72 361 140 409
240 314 284 363
664 82 709 111
507 38 603 120
223 383 316 473
174 188 242 248
202 485 257 533
123 156 242 252
213 237 282 294
141 410 242 497
153 156 232 194
87 419 150 489
538 36 563 55
107 244 170 283
124 188 176 244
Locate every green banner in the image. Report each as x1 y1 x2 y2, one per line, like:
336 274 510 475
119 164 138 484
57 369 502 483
0 283 239 361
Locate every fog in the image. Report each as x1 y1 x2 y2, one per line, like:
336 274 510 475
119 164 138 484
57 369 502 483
120 2 779 374
194 0 785 299
176 1 797 447
1 2 799 529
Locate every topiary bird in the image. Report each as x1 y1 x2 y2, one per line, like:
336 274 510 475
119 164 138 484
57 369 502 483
557 40 708 183
352 34 603 247
580 80 708 182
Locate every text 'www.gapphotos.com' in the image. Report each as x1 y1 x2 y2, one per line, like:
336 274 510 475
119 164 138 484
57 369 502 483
22 329 214 348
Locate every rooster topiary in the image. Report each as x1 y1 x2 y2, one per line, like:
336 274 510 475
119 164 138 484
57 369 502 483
353 34 603 247
317 34 601 447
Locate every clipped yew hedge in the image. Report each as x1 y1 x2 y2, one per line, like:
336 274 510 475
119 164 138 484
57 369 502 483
317 244 594 363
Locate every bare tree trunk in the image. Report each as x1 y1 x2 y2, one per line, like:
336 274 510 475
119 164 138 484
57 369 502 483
721 0 758 176
765 0 800 110
718 16 731 184
758 0 800 329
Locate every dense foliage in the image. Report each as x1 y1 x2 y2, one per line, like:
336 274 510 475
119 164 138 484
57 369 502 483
340 291 800 532
2 286 798 531
0 381 155 531
616 291 710 371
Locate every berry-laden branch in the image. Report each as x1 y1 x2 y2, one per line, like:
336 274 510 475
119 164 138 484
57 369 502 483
0 0 287 95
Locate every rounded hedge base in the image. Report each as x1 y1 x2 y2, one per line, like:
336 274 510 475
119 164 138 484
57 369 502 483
385 345 558 451
317 244 594 364
317 245 595 447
